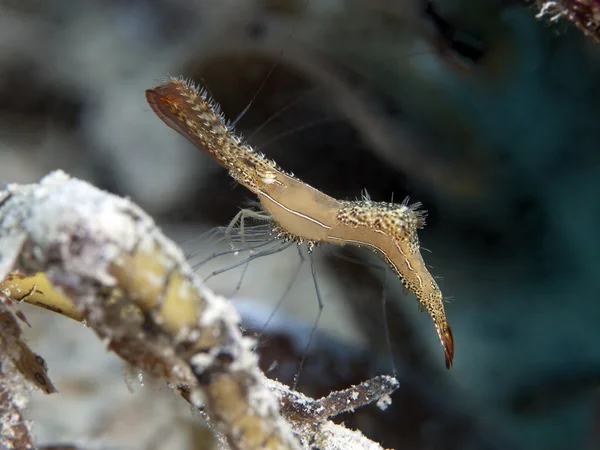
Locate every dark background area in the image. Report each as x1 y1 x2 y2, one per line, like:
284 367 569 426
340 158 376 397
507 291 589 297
2 0 600 449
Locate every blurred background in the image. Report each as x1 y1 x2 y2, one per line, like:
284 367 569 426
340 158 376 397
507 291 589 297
2 0 600 449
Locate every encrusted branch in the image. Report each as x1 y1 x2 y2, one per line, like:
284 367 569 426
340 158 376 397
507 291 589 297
535 0 600 42
0 305 51 450
0 171 299 450
0 171 398 450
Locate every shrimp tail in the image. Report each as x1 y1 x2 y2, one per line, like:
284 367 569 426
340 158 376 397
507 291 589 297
436 320 454 369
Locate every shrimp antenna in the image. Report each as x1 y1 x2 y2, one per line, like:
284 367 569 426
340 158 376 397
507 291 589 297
203 240 295 283
293 250 324 390
253 246 305 351
229 0 310 128
325 248 396 377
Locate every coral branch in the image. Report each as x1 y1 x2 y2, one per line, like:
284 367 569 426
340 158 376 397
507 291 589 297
0 171 398 450
277 375 398 422
536 0 600 42
0 302 57 449
0 170 299 450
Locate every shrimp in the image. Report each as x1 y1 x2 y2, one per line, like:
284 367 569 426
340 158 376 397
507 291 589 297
146 77 454 369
